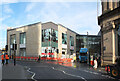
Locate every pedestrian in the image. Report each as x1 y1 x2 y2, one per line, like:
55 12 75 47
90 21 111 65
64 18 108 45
5 53 9 64
1 54 5 65
13 54 16 66
93 58 98 70
97 57 99 66
74 56 76 62
12 54 13 59
97 56 101 67
37 55 41 62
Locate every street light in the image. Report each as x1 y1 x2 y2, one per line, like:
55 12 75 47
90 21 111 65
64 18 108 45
87 32 90 65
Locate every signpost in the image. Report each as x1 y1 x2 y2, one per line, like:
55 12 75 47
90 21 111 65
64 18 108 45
56 49 59 63
12 43 17 66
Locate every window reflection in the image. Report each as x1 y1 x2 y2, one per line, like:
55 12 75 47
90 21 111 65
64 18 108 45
62 33 67 44
20 33 26 44
70 36 74 46
10 34 16 58
10 34 16 45
42 28 58 55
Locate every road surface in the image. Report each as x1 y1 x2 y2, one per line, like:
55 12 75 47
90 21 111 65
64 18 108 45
13 60 119 81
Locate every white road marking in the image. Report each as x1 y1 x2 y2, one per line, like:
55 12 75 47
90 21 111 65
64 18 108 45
26 66 116 80
52 67 87 81
101 74 115 79
28 66 48 68
26 66 87 80
27 67 37 81
83 70 99 75
82 69 115 79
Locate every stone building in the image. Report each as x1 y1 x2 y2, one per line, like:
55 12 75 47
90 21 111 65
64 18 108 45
98 0 120 66
7 22 77 59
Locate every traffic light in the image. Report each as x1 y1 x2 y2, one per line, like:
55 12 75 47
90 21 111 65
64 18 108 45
12 44 17 50
5 45 8 51
56 49 59 54
12 44 14 50
15 44 17 50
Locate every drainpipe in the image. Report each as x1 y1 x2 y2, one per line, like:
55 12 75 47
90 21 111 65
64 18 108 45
112 22 116 64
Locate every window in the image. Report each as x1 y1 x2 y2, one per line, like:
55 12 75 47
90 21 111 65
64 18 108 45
42 29 58 47
62 51 65 55
70 36 74 46
62 33 67 44
10 34 16 45
118 35 120 56
113 2 120 9
51 29 58 42
44 29 51 41
76 36 79 39
107 1 109 10
119 1 120 7
20 48 26 56
83 37 87 43
20 33 26 44
10 34 16 57
113 2 115 9
92 37 96 42
118 24 120 35
51 29 58 47
42 29 51 47
102 2 104 12
118 24 120 56
42 30 44 42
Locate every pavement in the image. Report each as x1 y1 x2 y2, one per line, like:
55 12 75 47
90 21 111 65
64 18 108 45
1 59 27 81
0 61 2 81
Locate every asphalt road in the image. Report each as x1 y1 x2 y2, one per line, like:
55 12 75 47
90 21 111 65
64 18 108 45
14 60 119 81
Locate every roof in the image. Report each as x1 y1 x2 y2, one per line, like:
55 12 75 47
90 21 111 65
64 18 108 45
7 22 41 31
76 34 101 37
7 21 99 36
7 21 79 35
42 21 58 26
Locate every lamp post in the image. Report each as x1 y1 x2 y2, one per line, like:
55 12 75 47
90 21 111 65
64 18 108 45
56 49 59 63
13 41 17 66
14 45 16 66
87 32 90 65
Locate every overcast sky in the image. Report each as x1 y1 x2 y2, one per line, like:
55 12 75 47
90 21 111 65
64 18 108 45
0 0 102 49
